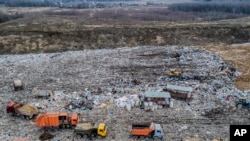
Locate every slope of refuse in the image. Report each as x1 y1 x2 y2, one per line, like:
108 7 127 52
0 46 249 141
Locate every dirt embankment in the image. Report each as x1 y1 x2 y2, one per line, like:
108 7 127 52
194 44 250 90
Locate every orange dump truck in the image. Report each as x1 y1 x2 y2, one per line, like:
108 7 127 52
35 112 79 128
130 122 164 140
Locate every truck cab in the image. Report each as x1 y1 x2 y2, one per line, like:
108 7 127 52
6 102 17 113
71 113 79 126
97 123 107 137
152 124 164 140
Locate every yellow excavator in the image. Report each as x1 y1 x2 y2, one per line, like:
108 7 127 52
168 69 182 77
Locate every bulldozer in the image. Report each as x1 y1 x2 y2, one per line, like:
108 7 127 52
168 69 182 77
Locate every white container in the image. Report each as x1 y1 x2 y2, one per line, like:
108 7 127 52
170 99 174 108
150 106 154 111
154 105 158 110
165 98 169 105
158 105 163 109
161 101 166 105
148 102 153 106
135 100 139 107
130 100 134 107
126 103 131 111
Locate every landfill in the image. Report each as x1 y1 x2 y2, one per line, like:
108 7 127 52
0 46 249 141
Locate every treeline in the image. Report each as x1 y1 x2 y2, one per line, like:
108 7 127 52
43 8 245 22
193 0 250 1
4 0 135 8
0 12 24 23
169 2 250 14
5 0 59 7
0 0 4 4
90 0 135 1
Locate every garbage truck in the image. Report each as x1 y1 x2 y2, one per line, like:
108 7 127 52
35 112 79 128
74 122 107 139
130 122 164 140
6 101 38 119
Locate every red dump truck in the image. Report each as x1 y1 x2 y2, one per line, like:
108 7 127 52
35 112 79 128
130 122 164 140
6 101 38 119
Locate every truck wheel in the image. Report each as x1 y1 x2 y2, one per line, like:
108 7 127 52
153 137 161 141
76 134 82 139
29 115 34 120
140 136 145 139
60 124 65 128
91 133 97 138
134 136 139 139
59 124 65 128
68 124 72 129
26 116 30 120
83 135 88 139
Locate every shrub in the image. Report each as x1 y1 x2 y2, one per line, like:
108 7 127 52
0 12 24 23
169 2 250 14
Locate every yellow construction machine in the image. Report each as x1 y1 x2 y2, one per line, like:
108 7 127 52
168 69 182 77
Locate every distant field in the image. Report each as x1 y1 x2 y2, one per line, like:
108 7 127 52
0 8 249 54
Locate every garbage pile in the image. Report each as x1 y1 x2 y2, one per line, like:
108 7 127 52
115 94 140 110
0 45 249 141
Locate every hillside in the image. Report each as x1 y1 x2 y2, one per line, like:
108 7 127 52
0 4 250 141
0 7 250 90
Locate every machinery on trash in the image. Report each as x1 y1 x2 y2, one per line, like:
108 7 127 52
167 69 182 77
6 101 38 119
236 98 250 109
74 122 107 139
35 112 79 128
130 122 164 140
13 79 24 91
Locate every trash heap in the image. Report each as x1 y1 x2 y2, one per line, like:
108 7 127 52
0 46 249 141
